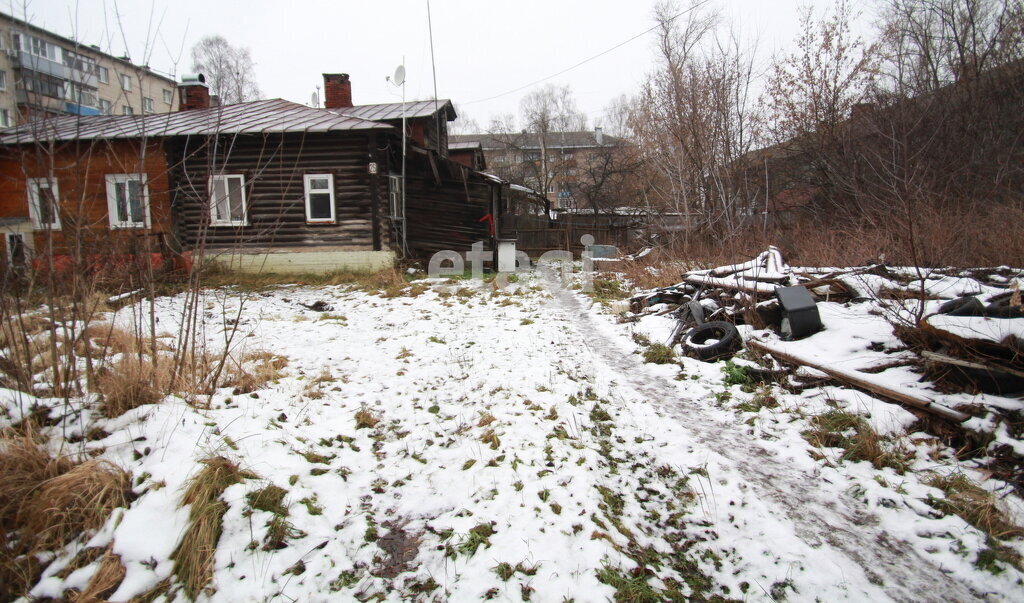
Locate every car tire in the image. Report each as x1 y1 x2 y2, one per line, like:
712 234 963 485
937 296 986 317
682 321 741 361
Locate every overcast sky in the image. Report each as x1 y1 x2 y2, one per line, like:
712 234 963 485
15 0 874 129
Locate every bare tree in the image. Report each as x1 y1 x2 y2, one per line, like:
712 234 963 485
486 84 587 213
630 0 759 242
876 0 1024 96
190 35 262 104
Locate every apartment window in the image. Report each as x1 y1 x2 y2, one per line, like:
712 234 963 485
120 73 132 91
0 109 10 128
17 33 59 62
97 66 109 84
304 174 335 223
27 177 61 230
105 174 150 229
122 105 134 115
142 97 154 113
98 99 112 115
162 89 172 104
209 174 247 226
22 71 64 99
0 70 6 91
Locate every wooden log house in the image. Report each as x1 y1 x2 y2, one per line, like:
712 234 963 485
0 72 506 273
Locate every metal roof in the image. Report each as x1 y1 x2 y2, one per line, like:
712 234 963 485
344 99 456 122
450 131 623 150
0 99 394 144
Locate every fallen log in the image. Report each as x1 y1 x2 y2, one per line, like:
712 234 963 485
745 338 974 425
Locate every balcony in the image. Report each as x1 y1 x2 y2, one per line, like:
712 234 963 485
12 50 68 80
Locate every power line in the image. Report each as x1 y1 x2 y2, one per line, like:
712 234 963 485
461 0 709 106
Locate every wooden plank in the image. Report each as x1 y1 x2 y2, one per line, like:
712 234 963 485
746 338 975 425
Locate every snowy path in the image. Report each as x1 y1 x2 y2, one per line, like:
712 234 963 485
548 280 982 602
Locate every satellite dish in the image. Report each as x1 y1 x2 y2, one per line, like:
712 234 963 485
393 65 406 86
311 91 319 108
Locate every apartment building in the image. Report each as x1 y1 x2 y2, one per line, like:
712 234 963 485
0 11 178 128
450 128 621 209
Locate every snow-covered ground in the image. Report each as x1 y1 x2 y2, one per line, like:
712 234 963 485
3 270 1024 601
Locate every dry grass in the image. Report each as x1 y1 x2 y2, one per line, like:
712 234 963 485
93 355 170 418
355 408 381 430
171 457 255 599
803 410 913 474
0 428 131 601
927 472 1024 540
199 265 406 292
220 350 288 393
68 547 126 602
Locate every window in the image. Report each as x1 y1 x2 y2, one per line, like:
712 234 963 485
62 49 96 75
6 234 27 267
22 71 64 99
162 89 172 104
0 70 6 91
142 97 154 113
0 109 10 128
16 33 59 61
209 174 247 226
120 73 131 91
122 105 134 115
388 175 404 219
105 174 150 229
97 66 109 84
304 174 335 223
98 99 112 115
66 82 98 107
27 177 61 230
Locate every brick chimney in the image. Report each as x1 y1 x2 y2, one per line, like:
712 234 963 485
178 73 210 111
323 73 353 109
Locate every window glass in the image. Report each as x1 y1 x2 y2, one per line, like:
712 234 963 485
304 174 335 222
210 175 247 225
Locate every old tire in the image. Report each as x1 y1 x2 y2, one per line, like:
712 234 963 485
682 321 741 361
986 295 1024 318
937 296 985 317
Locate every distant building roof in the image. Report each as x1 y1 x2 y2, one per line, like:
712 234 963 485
0 98 397 144
448 141 482 150
344 99 456 122
450 130 623 151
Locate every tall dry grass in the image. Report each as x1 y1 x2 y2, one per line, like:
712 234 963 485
171 456 255 599
652 201 1024 272
0 426 131 600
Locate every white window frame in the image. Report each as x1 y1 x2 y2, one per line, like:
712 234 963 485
142 97 154 113
98 99 112 115
97 66 109 84
209 174 248 227
162 88 172 104
27 177 61 230
120 73 131 91
0 70 6 91
122 105 133 115
0 108 10 128
105 174 151 229
303 173 336 223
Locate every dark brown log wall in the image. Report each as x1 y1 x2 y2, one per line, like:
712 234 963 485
168 132 379 251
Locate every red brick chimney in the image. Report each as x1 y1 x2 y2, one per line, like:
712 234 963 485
323 73 353 109
178 74 210 111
